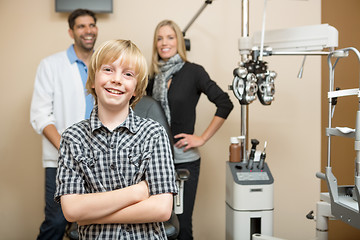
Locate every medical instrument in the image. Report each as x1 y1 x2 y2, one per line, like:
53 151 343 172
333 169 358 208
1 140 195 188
258 141 267 170
311 48 360 239
226 144 274 240
226 0 341 239
247 139 259 170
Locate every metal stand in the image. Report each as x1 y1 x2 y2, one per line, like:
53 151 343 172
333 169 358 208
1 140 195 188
316 47 360 230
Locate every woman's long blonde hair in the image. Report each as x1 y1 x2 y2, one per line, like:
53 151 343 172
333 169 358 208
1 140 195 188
149 20 187 78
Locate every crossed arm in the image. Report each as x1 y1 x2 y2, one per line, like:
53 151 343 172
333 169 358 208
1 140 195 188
60 181 173 225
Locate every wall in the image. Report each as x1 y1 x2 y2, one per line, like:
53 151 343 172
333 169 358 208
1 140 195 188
0 0 321 239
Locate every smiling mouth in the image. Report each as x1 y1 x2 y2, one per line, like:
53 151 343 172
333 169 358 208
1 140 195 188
83 35 95 42
106 88 123 95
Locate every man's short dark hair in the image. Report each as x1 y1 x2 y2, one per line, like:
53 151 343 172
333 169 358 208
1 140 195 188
68 9 97 30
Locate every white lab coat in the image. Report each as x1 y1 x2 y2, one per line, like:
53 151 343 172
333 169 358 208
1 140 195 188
30 51 86 168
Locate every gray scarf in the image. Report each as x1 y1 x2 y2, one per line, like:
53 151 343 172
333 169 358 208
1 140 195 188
152 54 184 125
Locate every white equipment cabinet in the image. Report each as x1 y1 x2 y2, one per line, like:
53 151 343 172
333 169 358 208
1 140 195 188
226 161 274 240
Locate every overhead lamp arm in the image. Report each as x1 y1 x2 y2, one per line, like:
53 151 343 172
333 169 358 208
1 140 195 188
183 0 213 36
182 0 213 51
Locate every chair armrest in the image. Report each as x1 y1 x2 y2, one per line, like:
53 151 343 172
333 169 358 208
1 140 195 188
176 169 190 181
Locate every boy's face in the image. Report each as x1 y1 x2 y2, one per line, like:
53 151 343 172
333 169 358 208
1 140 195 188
93 56 137 111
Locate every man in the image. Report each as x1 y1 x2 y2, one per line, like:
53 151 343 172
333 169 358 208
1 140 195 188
30 9 98 240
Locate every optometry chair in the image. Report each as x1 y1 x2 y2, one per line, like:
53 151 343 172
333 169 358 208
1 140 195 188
134 95 189 240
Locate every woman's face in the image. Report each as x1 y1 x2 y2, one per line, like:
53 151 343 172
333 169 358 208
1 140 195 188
156 25 178 61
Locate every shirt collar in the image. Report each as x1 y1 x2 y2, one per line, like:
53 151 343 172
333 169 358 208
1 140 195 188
90 106 140 134
66 45 79 64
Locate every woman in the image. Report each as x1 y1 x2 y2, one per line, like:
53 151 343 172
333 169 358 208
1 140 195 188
147 19 234 239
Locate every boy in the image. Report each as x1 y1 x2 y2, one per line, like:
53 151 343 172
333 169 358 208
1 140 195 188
55 39 177 239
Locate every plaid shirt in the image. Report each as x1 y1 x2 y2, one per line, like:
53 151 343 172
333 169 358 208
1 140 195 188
55 107 177 239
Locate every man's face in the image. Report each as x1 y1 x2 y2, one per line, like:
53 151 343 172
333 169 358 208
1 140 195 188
69 15 98 52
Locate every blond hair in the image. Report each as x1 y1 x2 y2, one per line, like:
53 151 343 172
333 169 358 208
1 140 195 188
149 20 187 78
86 39 148 107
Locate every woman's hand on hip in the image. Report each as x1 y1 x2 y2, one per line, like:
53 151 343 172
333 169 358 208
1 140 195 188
174 133 205 151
